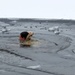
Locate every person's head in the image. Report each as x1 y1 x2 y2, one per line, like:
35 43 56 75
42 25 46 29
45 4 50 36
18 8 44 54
20 31 34 40
20 31 29 39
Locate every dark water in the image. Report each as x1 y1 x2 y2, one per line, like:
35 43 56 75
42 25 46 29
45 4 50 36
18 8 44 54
0 19 75 75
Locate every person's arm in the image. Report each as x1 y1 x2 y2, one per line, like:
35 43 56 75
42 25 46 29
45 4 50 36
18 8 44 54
26 32 34 40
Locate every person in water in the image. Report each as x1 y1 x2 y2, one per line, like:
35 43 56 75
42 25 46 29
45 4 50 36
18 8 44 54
19 31 34 46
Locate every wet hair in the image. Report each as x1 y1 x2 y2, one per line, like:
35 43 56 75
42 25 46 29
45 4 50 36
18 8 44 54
20 31 29 39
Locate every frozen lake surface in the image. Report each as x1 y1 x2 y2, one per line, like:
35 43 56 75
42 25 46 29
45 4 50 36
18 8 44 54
0 19 75 75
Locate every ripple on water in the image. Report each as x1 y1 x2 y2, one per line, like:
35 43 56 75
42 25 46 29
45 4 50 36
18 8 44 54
0 33 71 53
